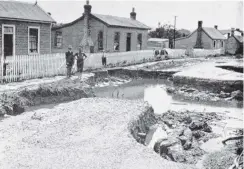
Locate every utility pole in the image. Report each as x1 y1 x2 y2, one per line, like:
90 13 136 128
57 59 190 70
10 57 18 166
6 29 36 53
174 16 177 49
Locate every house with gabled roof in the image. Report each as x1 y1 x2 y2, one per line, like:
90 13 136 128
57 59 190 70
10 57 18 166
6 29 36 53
0 1 55 58
51 0 151 53
175 21 226 50
226 28 243 54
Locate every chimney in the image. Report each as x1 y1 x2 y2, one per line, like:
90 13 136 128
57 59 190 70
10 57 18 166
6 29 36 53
231 28 235 36
195 21 203 48
198 21 203 29
84 0 92 15
227 33 230 38
81 0 94 53
214 25 218 29
130 7 136 20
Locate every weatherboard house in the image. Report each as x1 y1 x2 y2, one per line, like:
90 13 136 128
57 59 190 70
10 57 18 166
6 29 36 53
51 0 151 53
175 21 226 50
0 1 55 58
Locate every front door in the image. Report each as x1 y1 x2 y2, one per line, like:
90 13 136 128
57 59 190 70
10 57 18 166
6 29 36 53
4 34 13 57
126 33 131 51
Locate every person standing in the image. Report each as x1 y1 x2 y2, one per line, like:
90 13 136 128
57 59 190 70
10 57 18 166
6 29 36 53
65 45 75 78
76 45 87 78
101 50 107 66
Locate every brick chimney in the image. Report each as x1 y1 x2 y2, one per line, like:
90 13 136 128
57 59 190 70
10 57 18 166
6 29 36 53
194 21 203 48
214 25 218 29
231 28 235 36
130 7 136 20
81 0 94 53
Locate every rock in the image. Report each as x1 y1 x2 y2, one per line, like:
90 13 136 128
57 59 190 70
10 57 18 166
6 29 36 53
202 122 212 133
231 90 243 101
179 135 188 145
218 91 231 98
189 121 205 131
164 120 173 128
167 143 186 162
192 130 205 139
166 87 175 94
12 104 25 115
183 141 192 150
183 128 193 141
185 88 196 93
145 124 168 149
183 115 192 124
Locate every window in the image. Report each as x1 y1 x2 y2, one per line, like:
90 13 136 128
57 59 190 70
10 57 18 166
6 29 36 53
98 31 103 51
213 40 216 48
221 41 224 47
137 33 142 50
4 27 13 34
55 31 62 48
28 27 39 54
114 32 120 51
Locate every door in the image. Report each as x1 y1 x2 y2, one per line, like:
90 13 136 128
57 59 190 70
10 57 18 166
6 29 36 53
4 34 13 57
126 33 131 51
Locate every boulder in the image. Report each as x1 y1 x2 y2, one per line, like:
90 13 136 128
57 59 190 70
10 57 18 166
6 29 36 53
183 141 192 150
231 90 243 101
189 121 205 131
202 122 212 133
167 143 186 162
145 124 168 149
189 121 212 133
183 128 193 141
192 130 206 139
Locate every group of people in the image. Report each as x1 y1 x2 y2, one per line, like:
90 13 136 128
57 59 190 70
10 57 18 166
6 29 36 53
65 45 107 78
65 45 87 78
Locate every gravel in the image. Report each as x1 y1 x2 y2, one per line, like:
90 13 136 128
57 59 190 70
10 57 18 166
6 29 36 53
0 98 195 169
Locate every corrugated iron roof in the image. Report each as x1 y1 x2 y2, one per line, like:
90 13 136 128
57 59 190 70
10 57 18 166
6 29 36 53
93 14 150 30
0 1 55 23
203 27 226 40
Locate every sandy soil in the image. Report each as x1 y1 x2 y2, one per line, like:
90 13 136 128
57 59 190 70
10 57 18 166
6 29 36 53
0 98 195 169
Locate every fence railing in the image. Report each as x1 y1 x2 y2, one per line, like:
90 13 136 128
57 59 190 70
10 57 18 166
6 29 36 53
0 50 154 83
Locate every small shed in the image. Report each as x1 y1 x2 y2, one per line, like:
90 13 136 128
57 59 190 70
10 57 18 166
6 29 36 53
147 38 169 50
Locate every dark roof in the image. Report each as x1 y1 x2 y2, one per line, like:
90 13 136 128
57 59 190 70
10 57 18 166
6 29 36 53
202 27 226 40
52 13 150 30
234 35 243 43
0 1 55 23
93 14 150 30
175 27 226 41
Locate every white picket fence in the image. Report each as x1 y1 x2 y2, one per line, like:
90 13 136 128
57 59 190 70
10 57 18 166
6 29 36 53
0 50 154 83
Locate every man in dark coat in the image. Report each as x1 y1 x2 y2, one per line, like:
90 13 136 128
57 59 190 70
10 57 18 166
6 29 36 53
65 45 75 78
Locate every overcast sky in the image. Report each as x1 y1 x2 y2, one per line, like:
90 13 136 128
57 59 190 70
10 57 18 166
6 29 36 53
18 0 243 31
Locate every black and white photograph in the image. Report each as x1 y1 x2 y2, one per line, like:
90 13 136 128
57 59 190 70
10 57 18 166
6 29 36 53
0 0 243 168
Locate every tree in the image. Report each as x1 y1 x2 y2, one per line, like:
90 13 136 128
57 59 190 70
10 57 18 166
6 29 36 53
148 24 190 48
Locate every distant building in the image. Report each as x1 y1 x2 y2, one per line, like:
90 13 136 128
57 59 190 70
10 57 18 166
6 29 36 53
226 28 243 55
147 38 169 50
51 0 151 53
220 28 243 39
175 21 226 49
0 1 55 57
